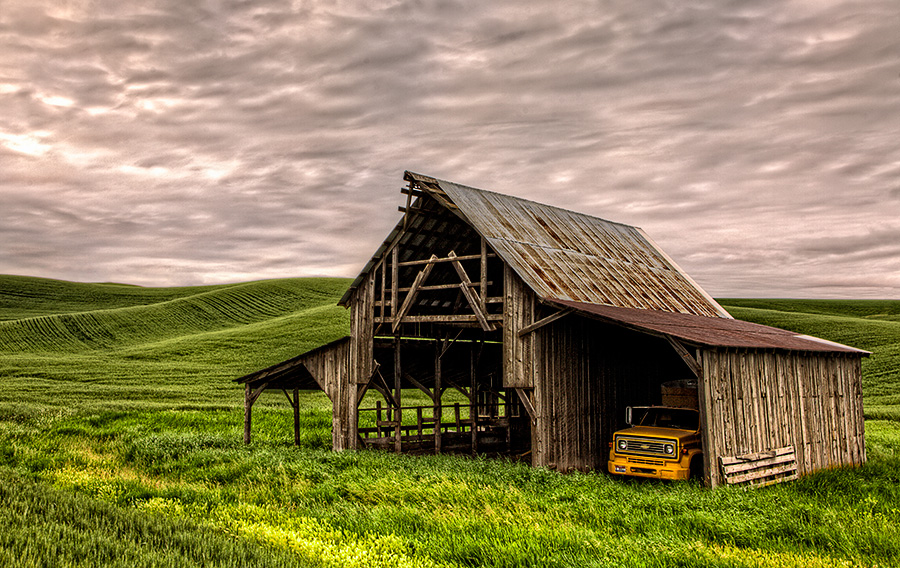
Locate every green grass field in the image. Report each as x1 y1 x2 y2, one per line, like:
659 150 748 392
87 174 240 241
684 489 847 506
1 275 899 567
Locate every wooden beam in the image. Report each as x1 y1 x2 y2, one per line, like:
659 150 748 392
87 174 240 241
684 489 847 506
369 380 397 409
392 254 437 332
249 380 271 405
434 339 442 454
398 253 494 267
459 282 492 331
391 246 399 319
443 378 472 402
380 251 386 320
356 380 372 407
243 384 253 444
400 186 426 198
281 389 298 408
394 336 402 453
398 282 491 293
402 181 413 228
517 308 573 337
379 314 503 324
448 251 492 331
480 237 488 306
404 372 435 402
667 337 702 378
515 388 537 425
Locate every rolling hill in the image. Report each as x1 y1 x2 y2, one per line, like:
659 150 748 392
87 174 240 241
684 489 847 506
1 276 899 567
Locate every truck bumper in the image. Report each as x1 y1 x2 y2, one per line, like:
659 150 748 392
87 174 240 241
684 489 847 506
608 455 690 480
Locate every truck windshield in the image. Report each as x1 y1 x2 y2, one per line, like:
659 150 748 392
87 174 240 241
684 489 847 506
634 408 699 430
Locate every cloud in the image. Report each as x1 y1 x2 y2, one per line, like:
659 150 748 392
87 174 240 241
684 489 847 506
1 0 899 298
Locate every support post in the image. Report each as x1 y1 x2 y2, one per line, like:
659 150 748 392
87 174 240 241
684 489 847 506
293 388 300 446
244 383 252 444
391 246 399 320
394 335 402 453
435 338 443 454
470 345 478 455
480 237 488 306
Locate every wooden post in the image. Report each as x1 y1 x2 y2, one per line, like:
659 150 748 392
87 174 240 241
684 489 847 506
376 400 383 437
380 254 386 321
471 345 478 455
394 335 402 453
293 388 300 446
480 237 488 306
435 338 443 454
417 407 424 440
391 246 399 322
244 383 252 444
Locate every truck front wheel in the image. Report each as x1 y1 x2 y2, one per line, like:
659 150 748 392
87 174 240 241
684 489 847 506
689 455 704 480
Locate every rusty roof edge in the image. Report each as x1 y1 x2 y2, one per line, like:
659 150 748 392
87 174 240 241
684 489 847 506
545 298 870 355
414 171 640 231
793 334 872 356
635 228 733 320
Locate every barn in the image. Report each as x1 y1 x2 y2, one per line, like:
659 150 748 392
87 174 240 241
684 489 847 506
237 171 868 487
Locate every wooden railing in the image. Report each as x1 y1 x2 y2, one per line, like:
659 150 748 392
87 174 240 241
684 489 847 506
357 401 510 440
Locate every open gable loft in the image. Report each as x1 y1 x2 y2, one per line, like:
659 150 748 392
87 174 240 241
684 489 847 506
340 171 731 319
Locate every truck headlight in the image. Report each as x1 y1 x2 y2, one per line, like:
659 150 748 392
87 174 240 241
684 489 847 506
617 439 627 451
664 444 675 455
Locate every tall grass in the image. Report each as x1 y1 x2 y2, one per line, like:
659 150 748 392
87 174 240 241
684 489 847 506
1 276 898 567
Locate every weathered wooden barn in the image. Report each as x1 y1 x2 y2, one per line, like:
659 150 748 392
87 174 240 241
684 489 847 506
238 171 869 487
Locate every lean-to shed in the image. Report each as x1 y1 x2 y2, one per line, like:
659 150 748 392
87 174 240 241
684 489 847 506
238 171 868 487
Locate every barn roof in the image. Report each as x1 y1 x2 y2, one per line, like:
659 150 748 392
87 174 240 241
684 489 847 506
340 171 730 319
549 299 870 355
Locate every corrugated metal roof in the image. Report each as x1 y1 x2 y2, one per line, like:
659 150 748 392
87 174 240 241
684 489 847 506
407 172 730 318
548 299 870 355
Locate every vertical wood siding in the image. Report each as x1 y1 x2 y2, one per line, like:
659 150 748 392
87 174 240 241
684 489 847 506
349 272 375 385
503 266 535 388
701 350 865 487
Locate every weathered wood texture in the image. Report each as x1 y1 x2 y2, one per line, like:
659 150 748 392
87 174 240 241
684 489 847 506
503 265 536 389
349 271 375 385
700 350 865 487
720 446 798 487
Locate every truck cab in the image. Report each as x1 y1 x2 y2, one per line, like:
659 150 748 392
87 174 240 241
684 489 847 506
608 406 703 481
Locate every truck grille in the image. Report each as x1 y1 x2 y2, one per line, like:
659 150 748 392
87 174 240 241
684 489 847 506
617 437 672 457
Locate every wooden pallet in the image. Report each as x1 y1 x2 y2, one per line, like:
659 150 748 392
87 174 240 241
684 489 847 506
720 446 798 487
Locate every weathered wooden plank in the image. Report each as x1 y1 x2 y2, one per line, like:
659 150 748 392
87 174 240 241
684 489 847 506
667 337 702 378
458 281 492 331
720 445 795 466
697 349 716 486
720 445 797 486
398 253 494 267
517 308 574 337
393 255 437 332
515 388 537 424
726 465 798 486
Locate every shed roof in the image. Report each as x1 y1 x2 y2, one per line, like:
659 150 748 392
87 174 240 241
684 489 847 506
341 171 730 319
549 299 870 355
234 336 350 390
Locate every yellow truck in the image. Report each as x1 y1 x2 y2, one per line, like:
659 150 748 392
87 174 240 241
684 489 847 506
608 406 703 481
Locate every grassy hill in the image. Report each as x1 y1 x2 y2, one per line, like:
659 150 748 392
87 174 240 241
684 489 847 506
1 276 898 568
720 299 900 420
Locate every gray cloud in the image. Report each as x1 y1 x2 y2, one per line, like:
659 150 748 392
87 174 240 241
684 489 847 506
1 0 899 298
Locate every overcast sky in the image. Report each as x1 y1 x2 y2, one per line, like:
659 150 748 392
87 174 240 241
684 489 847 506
1 0 899 298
